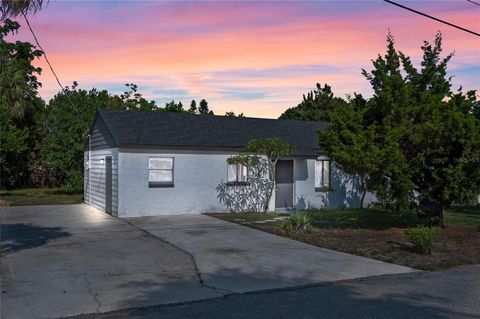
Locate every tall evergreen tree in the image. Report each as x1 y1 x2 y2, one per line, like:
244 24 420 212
188 99 197 114
363 32 480 216
279 83 348 121
319 94 386 208
321 32 480 223
198 98 214 115
361 32 414 209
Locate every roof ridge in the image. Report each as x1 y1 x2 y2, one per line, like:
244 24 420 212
97 108 328 125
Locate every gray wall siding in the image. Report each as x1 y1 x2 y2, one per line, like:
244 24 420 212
293 159 375 210
88 115 116 150
84 148 119 215
116 151 373 217
82 149 376 216
118 150 238 217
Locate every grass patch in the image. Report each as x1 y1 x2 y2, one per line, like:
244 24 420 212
209 206 480 271
306 208 425 229
444 206 480 228
0 188 83 206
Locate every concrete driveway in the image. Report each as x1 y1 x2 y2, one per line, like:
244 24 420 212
1 205 414 319
126 214 414 293
0 205 223 319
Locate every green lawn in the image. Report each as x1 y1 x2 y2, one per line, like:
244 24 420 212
306 208 426 229
0 188 83 206
444 205 480 228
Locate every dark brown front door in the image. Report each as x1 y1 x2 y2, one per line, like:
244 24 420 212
275 160 293 209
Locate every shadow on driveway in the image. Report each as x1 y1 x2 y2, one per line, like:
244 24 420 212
71 267 480 319
1 223 71 255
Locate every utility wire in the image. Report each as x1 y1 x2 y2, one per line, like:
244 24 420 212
23 13 65 91
466 0 480 7
22 13 80 116
384 0 480 37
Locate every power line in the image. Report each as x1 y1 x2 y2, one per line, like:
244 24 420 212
23 13 65 91
22 13 80 116
466 0 480 7
384 0 480 37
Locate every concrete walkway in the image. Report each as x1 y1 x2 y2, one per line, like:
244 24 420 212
126 214 415 293
1 205 414 319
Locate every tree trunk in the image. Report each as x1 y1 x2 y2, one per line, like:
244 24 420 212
360 189 366 209
264 160 276 212
265 181 274 212
359 176 366 209
439 206 445 228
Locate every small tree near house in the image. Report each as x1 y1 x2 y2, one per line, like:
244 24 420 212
216 155 269 213
245 138 295 212
217 138 295 212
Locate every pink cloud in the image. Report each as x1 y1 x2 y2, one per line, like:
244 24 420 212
12 0 479 118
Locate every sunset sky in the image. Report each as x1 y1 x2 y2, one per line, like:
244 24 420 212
14 0 480 118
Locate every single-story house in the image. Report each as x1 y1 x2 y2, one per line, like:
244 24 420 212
84 109 374 217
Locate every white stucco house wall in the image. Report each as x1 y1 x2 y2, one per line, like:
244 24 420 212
84 109 374 217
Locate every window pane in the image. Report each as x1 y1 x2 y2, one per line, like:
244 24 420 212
227 164 237 182
239 165 248 182
315 160 322 187
149 158 173 169
149 170 172 182
322 161 330 187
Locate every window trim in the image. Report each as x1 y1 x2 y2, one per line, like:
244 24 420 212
315 158 332 192
148 157 174 188
226 163 250 186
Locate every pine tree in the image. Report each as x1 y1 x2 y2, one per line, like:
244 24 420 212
199 99 211 114
188 100 197 114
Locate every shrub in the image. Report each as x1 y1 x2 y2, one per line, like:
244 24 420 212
278 213 312 234
61 170 84 194
405 226 437 254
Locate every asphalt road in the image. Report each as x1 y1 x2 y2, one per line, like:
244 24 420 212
74 265 480 319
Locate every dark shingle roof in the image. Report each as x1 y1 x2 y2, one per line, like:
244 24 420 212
97 109 328 156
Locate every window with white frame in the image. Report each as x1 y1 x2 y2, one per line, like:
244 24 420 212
315 158 331 190
227 163 248 184
148 157 174 187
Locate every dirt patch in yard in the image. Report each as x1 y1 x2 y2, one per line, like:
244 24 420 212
285 225 480 270
0 199 13 206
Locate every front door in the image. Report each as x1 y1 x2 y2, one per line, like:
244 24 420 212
275 160 293 209
105 156 112 215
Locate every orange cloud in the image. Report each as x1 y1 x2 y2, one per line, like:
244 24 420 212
15 0 479 118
